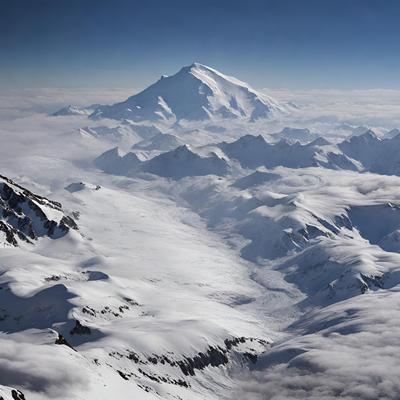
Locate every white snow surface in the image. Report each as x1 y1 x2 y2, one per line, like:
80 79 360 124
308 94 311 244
89 63 286 122
2 66 400 399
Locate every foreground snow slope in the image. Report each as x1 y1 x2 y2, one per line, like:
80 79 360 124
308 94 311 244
0 176 270 399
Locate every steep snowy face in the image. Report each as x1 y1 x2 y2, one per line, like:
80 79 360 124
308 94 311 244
218 134 359 170
144 144 229 179
95 143 229 179
94 147 141 175
90 63 285 122
338 130 381 167
0 175 77 246
339 130 400 175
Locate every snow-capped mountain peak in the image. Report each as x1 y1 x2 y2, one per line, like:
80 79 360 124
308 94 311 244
90 63 285 122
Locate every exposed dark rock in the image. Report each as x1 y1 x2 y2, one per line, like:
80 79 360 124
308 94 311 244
137 368 189 387
137 383 156 394
117 370 131 380
0 174 78 246
127 351 140 363
224 336 246 350
60 215 78 231
45 275 61 282
360 273 384 292
82 306 96 317
11 390 26 400
107 336 268 393
82 303 131 318
119 305 129 313
123 297 140 306
55 333 75 350
243 352 258 363
177 346 229 376
70 320 91 335
123 336 268 377
0 221 19 245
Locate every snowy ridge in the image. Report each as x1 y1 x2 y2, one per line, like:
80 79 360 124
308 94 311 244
218 134 360 170
94 147 141 175
93 133 362 179
94 144 229 179
0 175 77 246
93 132 364 179
143 144 229 179
339 129 400 175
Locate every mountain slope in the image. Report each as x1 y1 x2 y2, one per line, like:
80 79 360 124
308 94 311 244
339 130 400 175
218 134 359 170
90 63 285 122
93 147 141 175
0 175 77 246
132 133 182 152
143 145 229 179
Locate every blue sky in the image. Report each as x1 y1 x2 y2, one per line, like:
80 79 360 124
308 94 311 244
1 0 400 89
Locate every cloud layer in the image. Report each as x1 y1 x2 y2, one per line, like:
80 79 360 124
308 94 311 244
235 290 400 400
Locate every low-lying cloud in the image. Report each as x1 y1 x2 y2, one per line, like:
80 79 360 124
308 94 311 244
265 87 400 130
234 290 400 399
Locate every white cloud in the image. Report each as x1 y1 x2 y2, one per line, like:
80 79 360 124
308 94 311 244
0 88 138 121
0 330 89 398
234 289 400 400
263 88 400 130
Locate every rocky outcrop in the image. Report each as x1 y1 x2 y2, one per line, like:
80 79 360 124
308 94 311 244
109 336 269 390
70 320 91 336
55 333 75 350
11 390 26 400
0 175 77 246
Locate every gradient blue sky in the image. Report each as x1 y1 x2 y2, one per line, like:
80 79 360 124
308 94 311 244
1 0 400 89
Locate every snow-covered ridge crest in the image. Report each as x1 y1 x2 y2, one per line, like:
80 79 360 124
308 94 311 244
94 143 229 179
144 144 229 179
89 63 286 122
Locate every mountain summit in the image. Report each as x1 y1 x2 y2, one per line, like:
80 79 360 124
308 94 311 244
90 63 285 122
